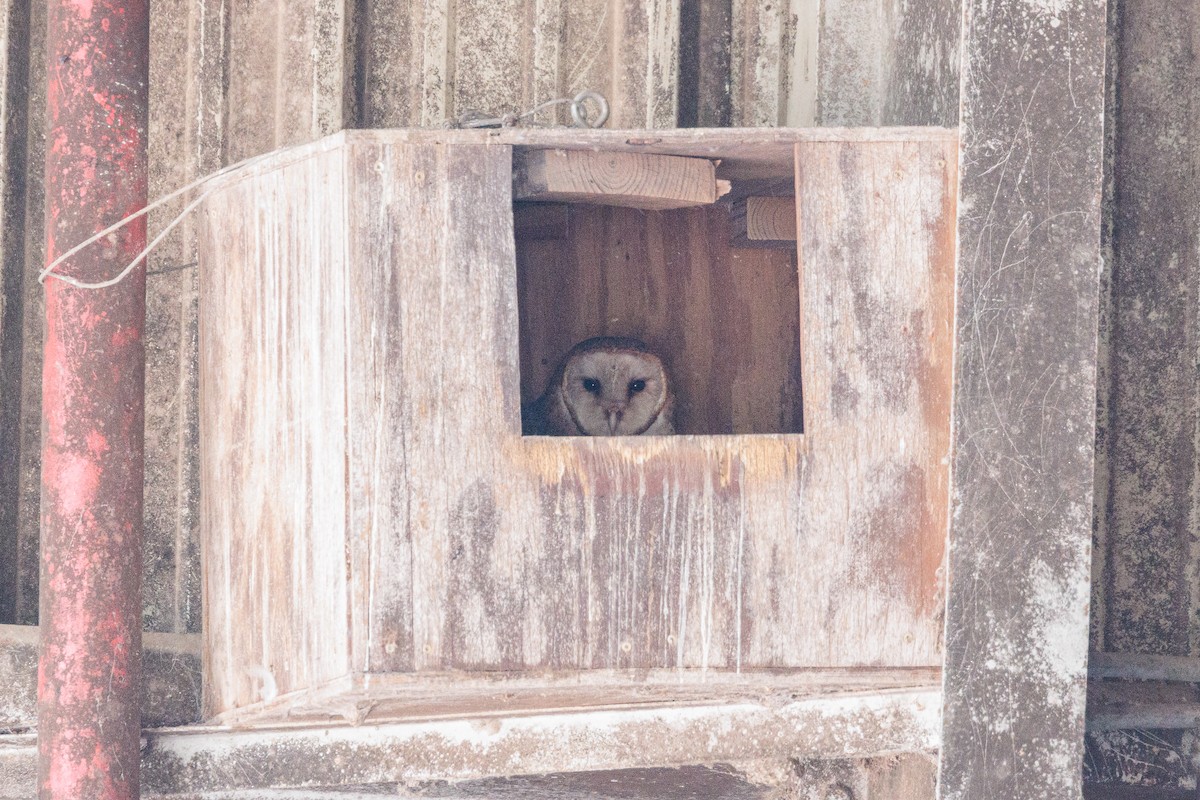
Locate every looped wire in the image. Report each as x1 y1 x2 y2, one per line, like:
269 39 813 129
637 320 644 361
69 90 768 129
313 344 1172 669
43 89 612 291
452 90 609 130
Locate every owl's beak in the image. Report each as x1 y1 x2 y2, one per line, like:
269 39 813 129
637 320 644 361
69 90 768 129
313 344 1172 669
601 401 625 434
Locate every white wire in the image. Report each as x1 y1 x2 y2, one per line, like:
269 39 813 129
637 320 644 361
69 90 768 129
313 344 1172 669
39 149 279 289
459 89 609 129
44 90 608 290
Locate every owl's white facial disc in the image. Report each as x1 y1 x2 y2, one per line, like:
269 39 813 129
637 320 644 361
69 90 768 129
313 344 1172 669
561 348 668 435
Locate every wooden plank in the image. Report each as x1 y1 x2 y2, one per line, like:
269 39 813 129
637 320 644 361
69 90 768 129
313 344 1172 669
345 141 460 674
730 196 797 248
198 142 352 716
610 0 681 127
358 0 680 128
879 0 959 127
202 128 959 191
142 0 227 635
0 690 938 797
212 667 942 726
791 136 956 668
513 149 729 210
938 0 1108 797
677 0 732 127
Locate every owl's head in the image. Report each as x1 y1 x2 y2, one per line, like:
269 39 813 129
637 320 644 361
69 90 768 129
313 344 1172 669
559 337 671 436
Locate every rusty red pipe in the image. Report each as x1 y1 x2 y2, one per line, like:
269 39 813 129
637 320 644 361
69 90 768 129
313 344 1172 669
38 0 149 796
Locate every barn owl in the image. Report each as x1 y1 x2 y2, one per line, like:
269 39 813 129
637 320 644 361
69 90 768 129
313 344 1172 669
523 337 675 436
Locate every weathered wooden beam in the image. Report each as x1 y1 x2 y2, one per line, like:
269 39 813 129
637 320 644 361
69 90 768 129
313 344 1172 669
730 196 796 248
939 0 1108 797
513 149 730 210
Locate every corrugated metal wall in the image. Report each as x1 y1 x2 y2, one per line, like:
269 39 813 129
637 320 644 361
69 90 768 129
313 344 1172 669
0 0 955 632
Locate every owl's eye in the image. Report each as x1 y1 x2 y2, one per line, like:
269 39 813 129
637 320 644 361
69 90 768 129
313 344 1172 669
628 379 647 394
582 378 601 394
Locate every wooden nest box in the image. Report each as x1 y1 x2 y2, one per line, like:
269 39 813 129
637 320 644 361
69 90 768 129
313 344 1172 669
198 128 958 745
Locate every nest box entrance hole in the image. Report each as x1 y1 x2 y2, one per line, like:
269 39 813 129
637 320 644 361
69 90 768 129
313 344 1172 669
512 146 804 436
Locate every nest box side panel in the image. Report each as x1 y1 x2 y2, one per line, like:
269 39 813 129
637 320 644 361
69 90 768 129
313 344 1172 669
199 146 352 717
346 140 523 674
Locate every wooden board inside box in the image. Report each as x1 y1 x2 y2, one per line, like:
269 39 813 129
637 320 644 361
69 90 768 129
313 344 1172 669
198 127 956 723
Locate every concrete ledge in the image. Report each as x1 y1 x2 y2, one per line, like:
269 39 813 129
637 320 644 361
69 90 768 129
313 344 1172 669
141 687 937 795
0 687 938 797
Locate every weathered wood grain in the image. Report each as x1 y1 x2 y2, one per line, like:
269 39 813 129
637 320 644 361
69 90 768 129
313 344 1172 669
199 128 956 719
730 196 797 247
142 0 226 635
513 149 727 209
199 140 352 713
939 0 1107 797
215 666 941 726
818 0 959 128
5 0 45 629
792 136 956 665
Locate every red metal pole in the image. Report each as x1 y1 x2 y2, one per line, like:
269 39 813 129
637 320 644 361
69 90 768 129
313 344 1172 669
38 0 149 795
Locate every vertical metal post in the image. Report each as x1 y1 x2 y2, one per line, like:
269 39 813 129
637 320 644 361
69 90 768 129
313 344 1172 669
38 0 149 795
